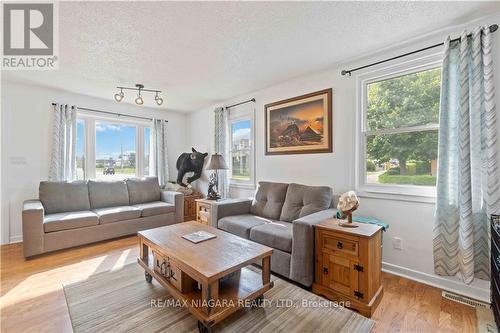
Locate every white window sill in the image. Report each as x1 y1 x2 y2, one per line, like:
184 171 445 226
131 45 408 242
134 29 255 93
357 184 436 204
229 182 256 190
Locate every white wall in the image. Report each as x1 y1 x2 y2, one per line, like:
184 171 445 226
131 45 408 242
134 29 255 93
187 16 500 301
0 80 189 244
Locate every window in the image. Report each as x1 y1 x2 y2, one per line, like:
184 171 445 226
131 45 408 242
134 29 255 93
75 113 151 180
144 127 151 176
75 119 85 180
358 56 441 198
95 122 137 180
229 106 255 187
231 120 251 180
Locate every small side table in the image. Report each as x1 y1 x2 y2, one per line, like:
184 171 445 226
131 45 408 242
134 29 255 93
312 218 383 318
183 192 204 222
195 199 216 226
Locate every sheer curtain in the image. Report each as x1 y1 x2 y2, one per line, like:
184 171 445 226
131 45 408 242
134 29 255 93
48 104 77 181
152 119 169 188
433 27 500 283
214 107 230 198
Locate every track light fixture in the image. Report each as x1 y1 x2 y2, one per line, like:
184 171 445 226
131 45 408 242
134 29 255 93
114 88 124 102
113 84 164 106
155 92 163 106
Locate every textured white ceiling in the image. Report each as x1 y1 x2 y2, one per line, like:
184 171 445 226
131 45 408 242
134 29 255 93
3 1 498 112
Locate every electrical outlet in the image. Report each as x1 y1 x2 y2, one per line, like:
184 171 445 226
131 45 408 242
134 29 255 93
393 237 403 250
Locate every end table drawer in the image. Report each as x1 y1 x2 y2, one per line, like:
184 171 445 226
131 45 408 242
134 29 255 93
321 234 358 258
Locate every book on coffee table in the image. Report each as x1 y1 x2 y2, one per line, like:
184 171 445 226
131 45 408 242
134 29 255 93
182 230 217 243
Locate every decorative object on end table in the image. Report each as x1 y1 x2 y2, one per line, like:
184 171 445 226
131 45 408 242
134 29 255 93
337 191 360 228
206 153 228 200
176 148 208 187
265 88 333 155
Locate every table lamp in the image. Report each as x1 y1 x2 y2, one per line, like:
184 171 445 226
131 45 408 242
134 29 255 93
206 153 228 200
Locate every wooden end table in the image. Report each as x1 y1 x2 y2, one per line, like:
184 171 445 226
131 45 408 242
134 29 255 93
312 218 383 317
137 221 273 333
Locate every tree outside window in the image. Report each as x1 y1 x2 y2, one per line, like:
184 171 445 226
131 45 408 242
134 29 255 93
365 67 441 186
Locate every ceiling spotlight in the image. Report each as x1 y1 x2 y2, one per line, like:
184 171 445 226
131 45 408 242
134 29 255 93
135 84 144 105
155 92 163 106
135 94 144 105
114 88 124 102
113 83 163 106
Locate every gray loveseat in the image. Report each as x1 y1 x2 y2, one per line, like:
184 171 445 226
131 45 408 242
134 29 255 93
22 177 183 257
212 181 334 287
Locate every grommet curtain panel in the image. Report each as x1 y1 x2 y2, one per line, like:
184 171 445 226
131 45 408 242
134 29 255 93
214 107 230 198
48 104 77 181
153 119 169 188
433 27 500 284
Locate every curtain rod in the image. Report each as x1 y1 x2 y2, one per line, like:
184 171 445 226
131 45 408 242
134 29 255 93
341 24 498 76
225 98 256 109
51 103 168 122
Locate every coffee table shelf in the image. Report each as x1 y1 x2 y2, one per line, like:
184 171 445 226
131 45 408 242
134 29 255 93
138 258 273 322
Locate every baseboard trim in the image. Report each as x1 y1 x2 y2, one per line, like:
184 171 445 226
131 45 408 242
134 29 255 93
382 262 490 303
9 235 22 243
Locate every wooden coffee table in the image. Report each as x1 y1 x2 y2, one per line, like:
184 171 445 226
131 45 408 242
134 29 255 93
137 221 274 333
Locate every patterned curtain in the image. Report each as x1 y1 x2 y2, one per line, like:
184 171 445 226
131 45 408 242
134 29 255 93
48 104 77 181
214 107 230 198
433 27 500 284
153 119 169 188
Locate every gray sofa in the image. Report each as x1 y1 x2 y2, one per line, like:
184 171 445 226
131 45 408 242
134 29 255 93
212 181 334 287
22 177 183 257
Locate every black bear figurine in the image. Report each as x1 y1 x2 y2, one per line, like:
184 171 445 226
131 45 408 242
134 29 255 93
176 148 208 187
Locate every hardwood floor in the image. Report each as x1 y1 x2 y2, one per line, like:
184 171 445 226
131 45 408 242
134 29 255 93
0 236 477 333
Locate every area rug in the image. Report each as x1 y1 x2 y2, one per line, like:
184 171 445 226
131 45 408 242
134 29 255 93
476 306 499 333
63 264 374 333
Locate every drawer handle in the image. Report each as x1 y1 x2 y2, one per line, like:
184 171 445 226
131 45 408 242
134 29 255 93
323 267 329 274
337 242 343 249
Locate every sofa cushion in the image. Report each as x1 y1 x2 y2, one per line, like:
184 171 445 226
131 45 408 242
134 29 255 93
39 181 90 214
218 214 273 239
126 177 161 205
280 183 332 222
93 206 141 224
43 210 98 233
133 201 175 217
249 221 293 253
88 180 129 209
250 182 289 220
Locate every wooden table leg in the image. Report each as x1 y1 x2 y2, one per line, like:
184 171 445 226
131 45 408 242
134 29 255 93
201 280 219 315
262 256 270 285
140 239 149 265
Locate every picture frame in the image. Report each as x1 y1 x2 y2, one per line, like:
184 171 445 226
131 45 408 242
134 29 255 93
265 88 333 155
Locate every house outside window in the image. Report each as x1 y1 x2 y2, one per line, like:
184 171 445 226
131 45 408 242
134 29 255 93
229 105 255 188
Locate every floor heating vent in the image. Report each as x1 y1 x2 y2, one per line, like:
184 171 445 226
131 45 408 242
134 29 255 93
442 291 489 308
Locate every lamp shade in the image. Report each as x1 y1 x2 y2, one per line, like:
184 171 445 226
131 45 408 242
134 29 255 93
206 153 228 170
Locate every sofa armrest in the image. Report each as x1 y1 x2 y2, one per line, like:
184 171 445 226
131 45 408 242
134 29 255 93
290 208 336 286
161 191 184 223
210 199 253 227
22 200 45 257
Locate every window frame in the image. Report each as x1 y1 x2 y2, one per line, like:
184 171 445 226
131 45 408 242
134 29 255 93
228 107 255 189
355 53 442 202
76 110 152 180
